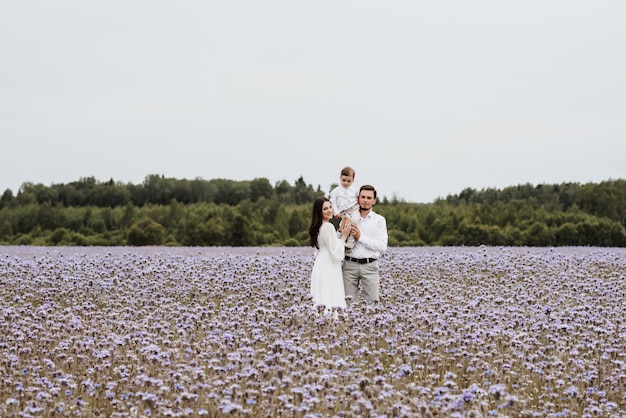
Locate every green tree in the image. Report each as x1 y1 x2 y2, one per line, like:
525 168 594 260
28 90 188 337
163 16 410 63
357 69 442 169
554 222 581 246
275 179 293 203
127 218 165 246
101 208 114 230
229 182 251 205
172 179 192 204
0 189 14 209
87 214 107 233
0 220 13 241
122 203 136 228
288 208 308 238
228 214 253 246
49 228 71 245
37 202 60 231
202 218 226 245
58 184 80 206
90 182 131 207
250 177 274 202
180 211 204 246
293 176 319 204
16 184 37 205
524 222 553 246
190 178 217 203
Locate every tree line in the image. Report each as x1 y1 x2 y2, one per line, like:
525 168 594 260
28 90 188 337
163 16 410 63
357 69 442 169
1 174 322 208
1 176 625 247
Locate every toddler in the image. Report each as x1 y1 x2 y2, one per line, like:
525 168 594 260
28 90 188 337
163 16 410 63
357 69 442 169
329 166 360 249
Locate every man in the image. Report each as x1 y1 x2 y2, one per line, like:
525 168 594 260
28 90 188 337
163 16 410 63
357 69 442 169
341 184 388 304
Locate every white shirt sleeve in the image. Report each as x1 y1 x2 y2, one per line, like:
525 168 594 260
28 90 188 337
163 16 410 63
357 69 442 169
319 222 346 262
329 188 340 216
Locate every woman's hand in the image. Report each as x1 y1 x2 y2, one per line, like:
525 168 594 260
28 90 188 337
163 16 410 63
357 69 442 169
340 219 351 240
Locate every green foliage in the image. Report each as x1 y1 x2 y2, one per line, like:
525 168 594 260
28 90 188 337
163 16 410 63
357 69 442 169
288 208 308 237
49 228 71 245
0 220 13 241
1 177 625 247
250 177 275 202
127 218 166 246
228 214 253 247
0 189 15 209
283 238 301 247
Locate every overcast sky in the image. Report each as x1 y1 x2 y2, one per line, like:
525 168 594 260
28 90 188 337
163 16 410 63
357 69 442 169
1 1 625 203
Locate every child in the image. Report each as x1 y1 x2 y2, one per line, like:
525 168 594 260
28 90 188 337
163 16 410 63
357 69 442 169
329 166 360 249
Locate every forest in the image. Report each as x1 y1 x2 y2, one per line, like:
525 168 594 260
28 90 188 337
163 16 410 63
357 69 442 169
1 175 625 247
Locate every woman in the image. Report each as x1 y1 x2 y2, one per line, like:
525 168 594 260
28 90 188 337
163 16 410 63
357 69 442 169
308 197 351 311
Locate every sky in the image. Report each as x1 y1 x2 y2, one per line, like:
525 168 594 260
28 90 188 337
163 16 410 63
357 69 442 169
1 1 625 204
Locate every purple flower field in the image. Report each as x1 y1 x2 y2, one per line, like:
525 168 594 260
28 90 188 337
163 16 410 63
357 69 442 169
1 246 626 417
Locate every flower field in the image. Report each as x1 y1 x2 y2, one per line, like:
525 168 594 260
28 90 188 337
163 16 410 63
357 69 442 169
1 246 626 417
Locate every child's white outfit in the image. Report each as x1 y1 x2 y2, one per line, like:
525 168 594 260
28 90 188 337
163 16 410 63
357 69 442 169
330 185 360 249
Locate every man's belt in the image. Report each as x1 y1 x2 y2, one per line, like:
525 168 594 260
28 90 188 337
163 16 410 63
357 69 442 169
344 256 377 264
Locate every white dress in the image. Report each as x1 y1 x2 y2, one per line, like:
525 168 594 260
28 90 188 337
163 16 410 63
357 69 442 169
310 222 347 309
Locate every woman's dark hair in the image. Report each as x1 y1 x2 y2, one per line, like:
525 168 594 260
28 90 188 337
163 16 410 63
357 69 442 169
308 197 329 249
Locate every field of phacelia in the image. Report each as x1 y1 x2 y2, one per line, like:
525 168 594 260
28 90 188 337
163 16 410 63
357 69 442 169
1 245 626 417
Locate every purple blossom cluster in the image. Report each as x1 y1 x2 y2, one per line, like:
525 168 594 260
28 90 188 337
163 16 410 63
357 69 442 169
1 246 626 417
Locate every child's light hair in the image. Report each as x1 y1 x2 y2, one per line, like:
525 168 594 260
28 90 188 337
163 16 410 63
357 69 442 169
340 166 355 179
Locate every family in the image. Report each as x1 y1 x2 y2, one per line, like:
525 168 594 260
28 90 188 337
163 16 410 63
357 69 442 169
307 166 388 313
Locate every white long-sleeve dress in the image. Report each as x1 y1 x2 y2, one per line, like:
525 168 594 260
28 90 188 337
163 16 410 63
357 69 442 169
310 222 347 309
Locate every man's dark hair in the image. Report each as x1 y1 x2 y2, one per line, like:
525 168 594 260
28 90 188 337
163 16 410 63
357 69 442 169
360 184 377 199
